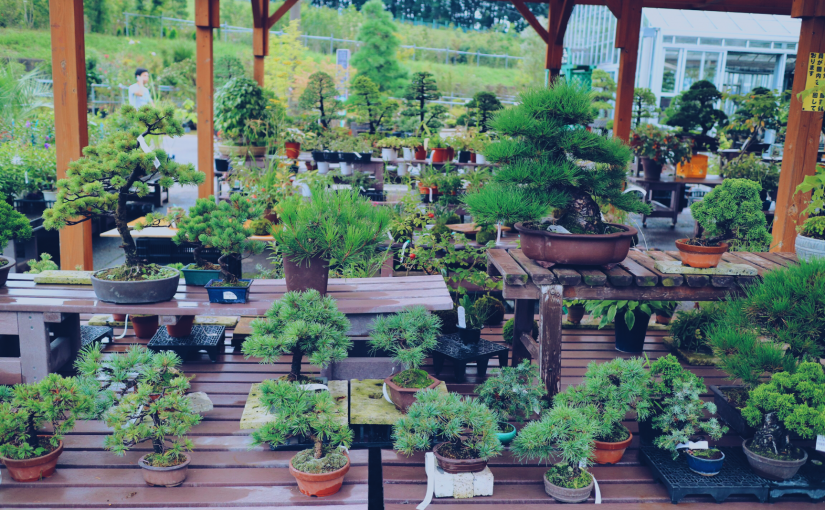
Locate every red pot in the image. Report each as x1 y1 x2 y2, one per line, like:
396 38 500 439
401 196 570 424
566 304 586 324
112 313 127 322
384 373 440 412
656 314 672 325
470 152 476 163
675 239 729 268
593 432 632 465
289 451 350 497
166 315 195 338
414 146 427 160
446 147 455 161
132 315 159 339
431 148 448 163
285 141 301 159
1 438 63 482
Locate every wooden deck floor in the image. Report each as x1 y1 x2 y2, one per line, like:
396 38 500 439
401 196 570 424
0 316 818 509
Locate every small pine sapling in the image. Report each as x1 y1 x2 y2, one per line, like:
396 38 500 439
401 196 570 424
368 306 441 388
242 290 351 382
475 360 547 423
24 253 59 274
689 178 772 251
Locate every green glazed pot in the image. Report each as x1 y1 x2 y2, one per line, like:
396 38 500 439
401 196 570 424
181 266 222 286
496 422 517 444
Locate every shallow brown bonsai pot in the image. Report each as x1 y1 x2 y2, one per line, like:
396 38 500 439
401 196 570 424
289 451 350 497
593 431 632 464
567 304 586 324
515 223 637 266
138 453 191 487
132 315 159 339
1 438 63 482
544 472 594 503
384 373 440 412
283 255 330 295
0 255 13 288
675 239 729 268
742 440 807 481
433 442 487 474
166 315 195 338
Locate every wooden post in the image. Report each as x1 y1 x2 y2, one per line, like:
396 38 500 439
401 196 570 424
252 0 269 87
49 0 93 270
545 0 566 82
772 1 825 252
613 0 643 142
196 0 218 199
539 285 563 398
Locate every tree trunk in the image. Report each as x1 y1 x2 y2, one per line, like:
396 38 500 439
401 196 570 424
314 438 323 459
116 193 141 267
217 254 237 284
25 416 39 450
559 189 606 234
193 244 205 268
290 347 303 380
152 438 164 455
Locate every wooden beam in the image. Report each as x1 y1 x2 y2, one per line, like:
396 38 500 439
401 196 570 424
196 0 216 199
49 0 92 270
605 0 622 17
772 2 825 252
267 0 301 30
252 0 269 86
553 0 576 45
512 0 550 43
613 0 643 142
488 0 792 16
545 0 565 80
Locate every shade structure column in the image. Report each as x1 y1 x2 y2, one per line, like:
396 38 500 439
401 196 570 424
613 0 643 142
252 0 269 86
196 0 219 199
49 0 93 270
772 0 825 252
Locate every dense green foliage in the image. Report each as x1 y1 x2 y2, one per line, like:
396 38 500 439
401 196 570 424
690 178 772 250
214 77 272 145
722 154 780 200
401 71 445 130
25 253 59 274
668 303 722 353
299 72 342 129
664 80 727 136
368 306 441 370
348 75 400 134
502 317 538 345
724 87 788 153
0 197 31 252
632 88 659 128
591 69 615 126
630 124 692 166
465 91 503 132
800 215 825 240
475 360 547 422
350 0 408 93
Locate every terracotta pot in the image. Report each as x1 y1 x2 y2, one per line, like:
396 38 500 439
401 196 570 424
166 315 195 338
285 141 301 159
0 255 14 288
431 148 448 163
1 438 63 482
566 304 586 324
433 442 487 474
414 146 427 160
674 239 729 268
655 314 672 325
283 255 330 295
289 451 350 497
384 373 440 412
640 157 663 180
544 473 594 503
593 431 632 464
112 313 127 322
263 208 279 223
132 315 159 339
515 222 637 266
419 185 439 195
742 440 807 481
138 453 191 487
446 147 455 161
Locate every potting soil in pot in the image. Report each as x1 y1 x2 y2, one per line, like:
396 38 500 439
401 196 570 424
292 448 348 474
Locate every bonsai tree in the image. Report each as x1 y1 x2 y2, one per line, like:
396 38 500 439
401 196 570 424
689 178 772 251
591 69 616 128
42 105 204 276
0 197 32 266
664 80 727 150
465 91 503 132
349 75 399 134
251 380 352 471
393 389 503 460
630 124 692 167
214 76 272 146
511 404 596 492
299 72 341 129
0 374 92 461
724 87 787 155
242 290 351 382
368 306 441 388
463 81 651 235
632 88 659 128
25 253 59 274
475 360 547 422
401 72 445 131
349 0 408 93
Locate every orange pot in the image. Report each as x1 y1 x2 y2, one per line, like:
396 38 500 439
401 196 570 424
1 438 63 481
166 315 194 338
289 452 350 497
593 432 632 465
132 315 159 339
431 148 448 163
414 146 427 159
675 239 729 268
285 142 301 159
419 185 439 196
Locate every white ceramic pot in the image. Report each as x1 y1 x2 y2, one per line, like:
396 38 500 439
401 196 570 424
340 162 353 176
796 233 825 261
402 147 413 161
397 162 408 176
381 148 395 162
476 154 487 165
317 162 330 174
42 190 58 201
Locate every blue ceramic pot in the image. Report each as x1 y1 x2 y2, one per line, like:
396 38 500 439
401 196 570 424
205 279 252 304
685 449 725 476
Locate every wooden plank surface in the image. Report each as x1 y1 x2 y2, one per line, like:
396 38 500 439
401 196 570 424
509 249 559 285
618 257 659 286
486 249 528 286
627 251 684 287
655 251 709 288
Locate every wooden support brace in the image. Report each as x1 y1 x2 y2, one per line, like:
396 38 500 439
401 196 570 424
267 0 301 29
539 284 563 398
195 0 217 198
511 0 549 43
511 299 537 368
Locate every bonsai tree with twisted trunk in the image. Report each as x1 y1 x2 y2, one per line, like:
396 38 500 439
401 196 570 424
299 72 341 129
242 290 352 382
42 105 203 276
368 306 441 389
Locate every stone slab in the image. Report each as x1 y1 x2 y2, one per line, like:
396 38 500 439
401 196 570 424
350 378 448 426
88 315 239 327
433 465 494 499
654 261 757 276
33 270 94 285
239 380 348 430
233 316 259 336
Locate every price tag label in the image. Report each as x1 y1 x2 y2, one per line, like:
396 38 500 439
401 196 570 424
457 306 466 329
816 435 825 452
136 135 161 168
676 440 708 450
579 459 587 468
222 291 237 301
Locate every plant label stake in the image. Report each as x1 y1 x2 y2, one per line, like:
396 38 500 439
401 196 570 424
676 440 708 450
817 435 825 452
400 240 410 260
429 187 433 202
457 306 467 329
136 135 161 168
496 222 503 245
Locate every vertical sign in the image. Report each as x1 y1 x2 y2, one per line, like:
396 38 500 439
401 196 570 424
336 48 350 103
802 52 825 112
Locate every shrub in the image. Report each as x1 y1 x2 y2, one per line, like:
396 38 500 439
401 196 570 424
0 198 32 260
299 72 342 129
214 76 271 145
475 360 547 422
368 306 440 388
668 303 721 353
475 295 505 325
502 317 538 345
24 253 59 274
458 294 495 330
690 178 772 251
799 215 825 240
722 154 780 200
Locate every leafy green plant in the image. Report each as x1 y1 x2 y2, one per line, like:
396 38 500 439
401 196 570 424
0 374 92 460
795 163 825 221
368 306 441 388
722 154 780 201
299 72 342 129
393 389 503 460
25 252 59 273
690 178 772 251
475 360 547 422
652 301 678 317
724 87 787 154
348 75 400 134
251 380 352 473
466 92 503 132
0 198 32 261
401 72 446 132
458 294 495 330
242 290 351 382
214 76 272 145
475 294 505 325
669 303 721 353
632 88 659 128
800 215 825 240
630 124 692 166
585 300 658 330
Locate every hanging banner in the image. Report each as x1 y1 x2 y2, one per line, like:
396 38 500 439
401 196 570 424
802 52 825 112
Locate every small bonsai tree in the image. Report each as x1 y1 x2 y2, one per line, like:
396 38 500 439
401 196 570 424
25 253 59 274
632 88 659 128
349 75 399 134
393 389 503 460
458 294 495 330
664 80 727 140
466 91 503 132
299 72 341 129
401 72 444 131
43 105 204 275
463 81 651 235
555 357 652 442
475 294 505 325
242 290 351 382
511 403 596 489
368 306 441 388
0 198 32 266
475 360 547 423
690 178 772 251
251 380 352 472
0 374 92 460
214 76 271 146
590 69 616 127
502 317 538 345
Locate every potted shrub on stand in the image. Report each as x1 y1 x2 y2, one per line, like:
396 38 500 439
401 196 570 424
678 178 772 267
511 404 597 502
475 360 547 444
43 105 204 303
0 375 92 481
794 165 825 260
429 136 449 163
393 389 503 473
663 80 727 162
456 294 494 345
368 306 442 411
0 197 32 287
401 137 421 161
629 124 692 181
284 128 305 159
666 303 721 363
463 82 652 266
251 381 353 497
214 77 273 157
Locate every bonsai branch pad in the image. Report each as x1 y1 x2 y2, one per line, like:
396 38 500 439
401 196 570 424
350 378 447 426
240 380 348 430
653 261 757 276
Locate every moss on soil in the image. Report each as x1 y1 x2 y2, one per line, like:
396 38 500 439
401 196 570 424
437 441 480 460
292 447 348 474
393 368 433 389
206 279 251 288
747 442 806 461
185 262 221 271
721 387 750 409
687 448 723 459
597 423 630 443
142 453 188 468
545 464 592 489
0 259 8 267
96 264 177 282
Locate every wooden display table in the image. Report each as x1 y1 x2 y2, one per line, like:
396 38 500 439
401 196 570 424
487 248 798 397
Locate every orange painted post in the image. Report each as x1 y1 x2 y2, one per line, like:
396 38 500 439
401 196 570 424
613 0 642 142
252 0 269 87
49 0 93 270
196 0 217 199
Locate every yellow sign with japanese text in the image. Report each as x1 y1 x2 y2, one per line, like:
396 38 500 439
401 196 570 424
803 52 825 112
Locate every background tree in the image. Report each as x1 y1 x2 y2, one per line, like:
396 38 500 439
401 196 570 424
401 71 441 131
466 91 502 132
724 87 788 154
664 80 727 136
264 20 306 104
632 88 658 128
350 0 408 93
349 75 399 134
591 69 616 129
299 71 342 129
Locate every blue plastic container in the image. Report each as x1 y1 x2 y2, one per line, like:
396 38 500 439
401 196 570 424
205 279 252 304
685 449 725 476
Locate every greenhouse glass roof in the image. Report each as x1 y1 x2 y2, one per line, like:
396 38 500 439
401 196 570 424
643 9 800 42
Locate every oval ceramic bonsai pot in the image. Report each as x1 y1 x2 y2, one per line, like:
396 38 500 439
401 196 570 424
685 449 724 476
593 431 633 464
544 473 594 503
91 269 180 304
796 233 825 261
138 453 191 487
0 255 13 288
132 315 159 339
496 422 517 444
567 304 586 324
1 438 63 482
674 239 729 268
433 442 487 474
384 373 440 412
742 439 808 481
166 315 195 338
283 255 330 295
458 328 481 345
205 279 252 304
614 309 650 352
640 157 663 181
515 222 637 266
180 266 221 286
289 451 350 497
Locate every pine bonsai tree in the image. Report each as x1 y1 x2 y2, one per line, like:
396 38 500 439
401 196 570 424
299 72 341 129
690 178 772 250
42 105 204 276
466 91 503 132
368 306 441 388
401 72 443 131
475 360 547 422
591 69 616 127
632 88 659 128
350 0 408 93
0 198 32 266
349 75 399 134
463 81 651 235
242 290 351 381
75 343 158 418
664 80 727 137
